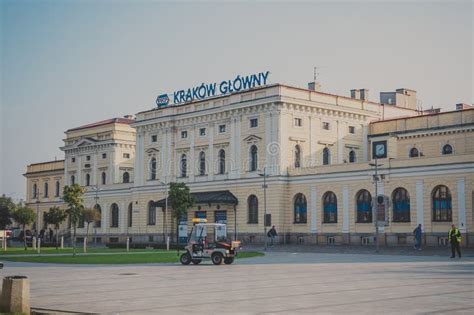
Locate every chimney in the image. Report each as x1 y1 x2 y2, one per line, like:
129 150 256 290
351 89 369 101
456 103 473 111
308 81 321 92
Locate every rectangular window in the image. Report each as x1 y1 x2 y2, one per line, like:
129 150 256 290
151 135 157 142
71 157 75 163
123 153 130 159
294 118 302 127
181 131 188 139
102 153 107 159
322 122 330 130
250 118 258 128
349 126 355 134
219 124 226 133
195 211 207 219
86 156 91 161
199 128 206 136
215 211 227 224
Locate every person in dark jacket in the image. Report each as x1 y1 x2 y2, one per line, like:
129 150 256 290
267 225 277 245
413 224 422 250
448 224 462 258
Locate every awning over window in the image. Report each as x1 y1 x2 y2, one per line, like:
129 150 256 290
154 190 238 208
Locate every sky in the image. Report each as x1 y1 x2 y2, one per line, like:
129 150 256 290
1 0 472 201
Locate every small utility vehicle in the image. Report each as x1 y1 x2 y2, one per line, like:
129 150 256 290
180 218 240 265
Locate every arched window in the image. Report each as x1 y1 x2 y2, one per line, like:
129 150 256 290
150 158 157 180
180 154 187 178
323 191 337 223
349 150 356 163
294 145 301 168
85 174 90 186
247 195 258 224
55 181 60 197
78 211 85 228
110 203 119 228
199 151 206 176
250 145 258 172
44 182 49 197
71 175 75 185
442 144 453 155
432 185 452 222
123 172 130 183
356 189 372 223
409 147 419 158
218 149 226 174
101 172 106 185
33 183 37 199
392 187 410 222
94 204 102 228
294 193 307 224
128 203 133 227
323 147 330 165
148 201 156 225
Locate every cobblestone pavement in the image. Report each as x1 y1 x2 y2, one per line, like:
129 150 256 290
2 251 473 314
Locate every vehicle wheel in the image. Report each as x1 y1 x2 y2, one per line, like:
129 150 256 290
180 252 192 265
224 257 234 265
191 259 202 265
211 252 223 265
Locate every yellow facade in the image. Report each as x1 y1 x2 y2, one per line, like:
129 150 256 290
22 84 474 247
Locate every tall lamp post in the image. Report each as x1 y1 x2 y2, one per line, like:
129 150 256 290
369 158 383 253
160 178 169 250
91 185 101 247
35 186 40 238
258 167 268 251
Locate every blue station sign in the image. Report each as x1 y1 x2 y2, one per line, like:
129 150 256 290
156 71 270 107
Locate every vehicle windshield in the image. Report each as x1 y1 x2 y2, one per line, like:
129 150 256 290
189 224 227 243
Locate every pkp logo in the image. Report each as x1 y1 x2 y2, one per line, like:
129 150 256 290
156 94 169 107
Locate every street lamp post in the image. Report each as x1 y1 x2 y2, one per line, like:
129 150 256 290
35 186 40 238
258 167 268 251
369 158 383 253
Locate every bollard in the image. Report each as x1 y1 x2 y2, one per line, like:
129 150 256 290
32 237 36 250
37 238 41 254
60 236 64 249
126 237 130 252
0 276 30 313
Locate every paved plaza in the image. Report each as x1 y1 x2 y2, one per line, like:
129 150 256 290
3 251 474 314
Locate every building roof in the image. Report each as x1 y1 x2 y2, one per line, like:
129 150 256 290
66 118 135 132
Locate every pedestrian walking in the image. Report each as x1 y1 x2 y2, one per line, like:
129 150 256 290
413 224 422 250
267 225 277 246
448 224 462 258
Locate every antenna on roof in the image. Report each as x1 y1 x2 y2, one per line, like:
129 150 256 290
308 66 327 92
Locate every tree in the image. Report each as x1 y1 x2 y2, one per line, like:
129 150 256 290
12 205 36 250
81 207 100 249
169 182 195 253
0 194 15 229
62 184 85 256
44 206 68 249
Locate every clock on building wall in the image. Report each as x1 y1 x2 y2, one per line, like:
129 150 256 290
372 140 387 159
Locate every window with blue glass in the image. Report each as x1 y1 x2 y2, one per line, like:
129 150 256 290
323 191 337 223
432 185 452 222
294 193 307 224
195 211 207 219
356 189 372 223
215 211 227 224
392 187 410 222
